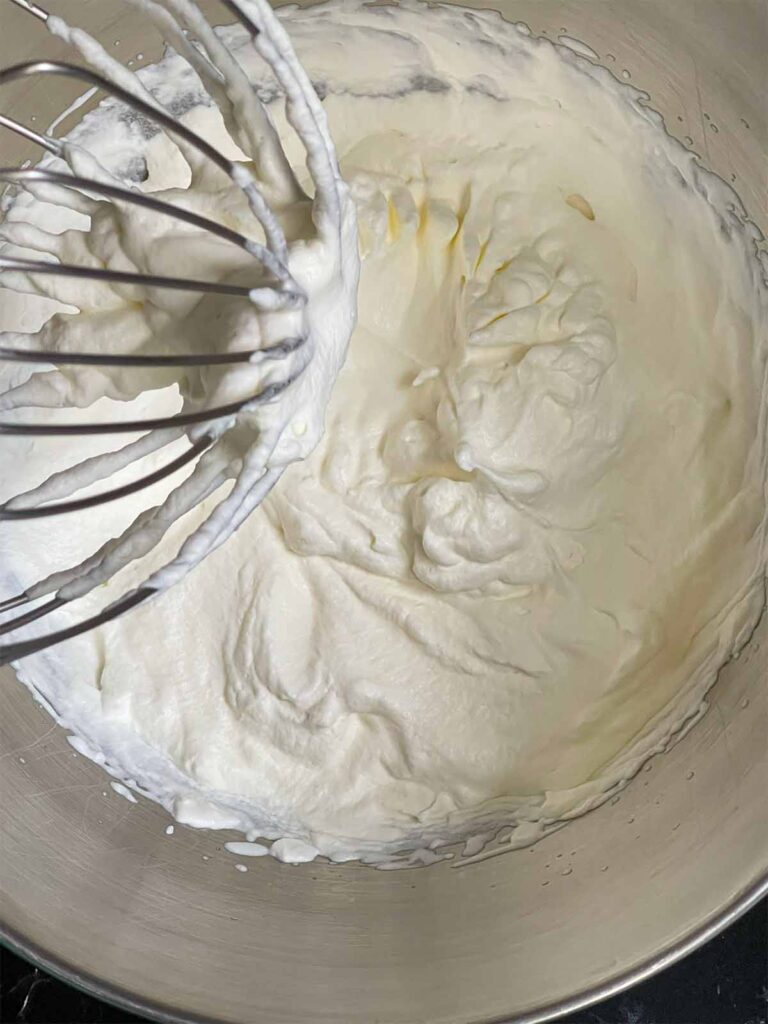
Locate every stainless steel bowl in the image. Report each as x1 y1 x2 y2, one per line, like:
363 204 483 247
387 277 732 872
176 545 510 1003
1 2 766 1022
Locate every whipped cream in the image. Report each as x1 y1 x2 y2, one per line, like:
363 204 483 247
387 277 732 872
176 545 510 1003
1 0 766 866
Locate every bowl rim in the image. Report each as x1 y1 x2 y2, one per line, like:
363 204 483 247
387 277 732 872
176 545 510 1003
0 2 766 1021
2 871 766 1024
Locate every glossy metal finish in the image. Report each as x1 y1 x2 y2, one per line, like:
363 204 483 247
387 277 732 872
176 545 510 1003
0 2 766 1022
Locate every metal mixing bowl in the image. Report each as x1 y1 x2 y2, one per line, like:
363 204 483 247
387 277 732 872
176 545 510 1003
1 2 766 1022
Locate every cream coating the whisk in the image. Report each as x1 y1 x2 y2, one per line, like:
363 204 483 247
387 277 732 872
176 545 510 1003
0 0 360 660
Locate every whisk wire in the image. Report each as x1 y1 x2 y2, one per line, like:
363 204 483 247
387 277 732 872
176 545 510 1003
0 433 213 520
0 364 307 436
6 0 48 21
0 59 292 264
0 588 156 666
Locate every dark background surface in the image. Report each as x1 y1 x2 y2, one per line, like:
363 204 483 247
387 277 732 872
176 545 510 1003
1 898 766 1024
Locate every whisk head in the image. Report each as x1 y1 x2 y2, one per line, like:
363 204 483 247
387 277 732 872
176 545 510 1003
0 0 357 664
